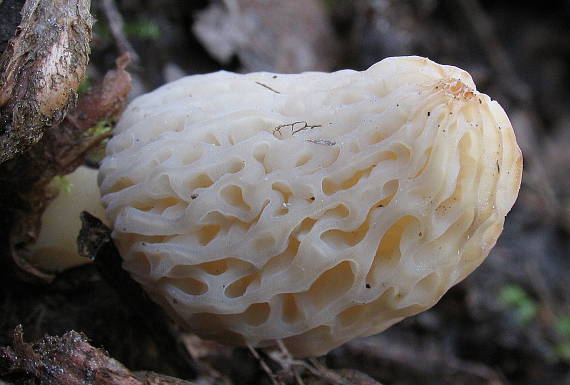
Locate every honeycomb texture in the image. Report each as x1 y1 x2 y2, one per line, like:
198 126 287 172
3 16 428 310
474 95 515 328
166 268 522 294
99 56 522 357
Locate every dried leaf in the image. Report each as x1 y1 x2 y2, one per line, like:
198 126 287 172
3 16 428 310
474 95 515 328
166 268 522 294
193 0 337 73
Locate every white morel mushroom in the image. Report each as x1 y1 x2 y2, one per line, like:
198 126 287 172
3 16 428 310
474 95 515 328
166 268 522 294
96 56 522 357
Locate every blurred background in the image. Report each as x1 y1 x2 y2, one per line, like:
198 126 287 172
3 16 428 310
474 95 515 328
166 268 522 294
3 1 570 384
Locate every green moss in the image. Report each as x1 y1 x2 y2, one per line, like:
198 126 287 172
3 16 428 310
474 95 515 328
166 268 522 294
94 22 111 42
50 176 73 195
554 316 570 338
553 342 570 361
78 76 92 94
499 284 537 325
91 120 112 136
124 19 160 40
323 0 337 10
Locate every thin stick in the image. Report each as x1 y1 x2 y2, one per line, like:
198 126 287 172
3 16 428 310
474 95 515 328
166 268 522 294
247 344 284 385
100 0 140 63
276 340 305 385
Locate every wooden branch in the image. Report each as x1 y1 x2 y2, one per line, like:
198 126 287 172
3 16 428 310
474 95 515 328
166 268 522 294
0 326 196 384
100 0 140 63
0 54 131 282
0 0 93 164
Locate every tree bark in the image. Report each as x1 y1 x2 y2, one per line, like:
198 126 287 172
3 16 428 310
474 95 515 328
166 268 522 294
0 0 93 164
0 326 197 385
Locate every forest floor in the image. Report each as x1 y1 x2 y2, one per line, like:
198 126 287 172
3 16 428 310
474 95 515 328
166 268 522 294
1 1 569 385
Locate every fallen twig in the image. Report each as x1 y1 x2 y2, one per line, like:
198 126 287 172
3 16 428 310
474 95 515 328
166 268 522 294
0 0 93 163
100 0 140 64
0 54 132 283
248 345 285 385
267 342 382 385
335 337 505 385
0 326 196 384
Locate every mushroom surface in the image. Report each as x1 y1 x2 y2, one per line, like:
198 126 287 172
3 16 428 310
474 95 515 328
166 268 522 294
29 166 108 271
99 56 522 357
